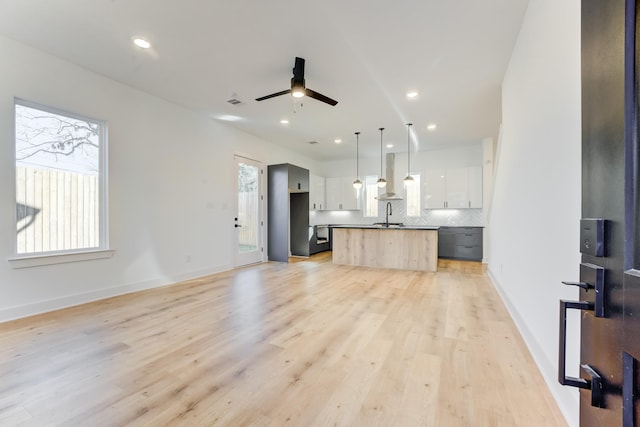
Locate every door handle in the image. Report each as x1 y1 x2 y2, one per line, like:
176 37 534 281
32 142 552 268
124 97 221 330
235 224 242 228
561 281 591 290
558 299 604 407
582 364 605 408
563 263 606 317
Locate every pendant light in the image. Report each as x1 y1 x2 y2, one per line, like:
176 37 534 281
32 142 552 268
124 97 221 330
377 127 387 188
404 123 414 186
353 132 363 189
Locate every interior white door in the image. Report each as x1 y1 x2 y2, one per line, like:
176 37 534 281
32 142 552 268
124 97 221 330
234 155 263 267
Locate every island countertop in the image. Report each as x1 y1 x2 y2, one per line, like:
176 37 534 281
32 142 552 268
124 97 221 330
332 226 438 272
329 224 440 230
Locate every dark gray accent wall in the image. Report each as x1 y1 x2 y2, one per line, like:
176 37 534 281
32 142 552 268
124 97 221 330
267 164 310 262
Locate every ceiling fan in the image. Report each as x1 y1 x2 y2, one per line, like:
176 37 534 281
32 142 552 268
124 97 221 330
255 57 338 106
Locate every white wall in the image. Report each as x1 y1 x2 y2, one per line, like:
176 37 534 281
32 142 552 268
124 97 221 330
488 1 581 426
0 35 318 321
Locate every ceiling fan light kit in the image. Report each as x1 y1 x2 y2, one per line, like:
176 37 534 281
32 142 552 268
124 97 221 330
291 82 305 98
255 57 338 106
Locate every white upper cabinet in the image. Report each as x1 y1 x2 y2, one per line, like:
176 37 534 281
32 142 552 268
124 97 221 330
325 177 359 210
309 174 325 210
423 168 447 209
468 166 483 208
423 166 482 209
444 167 469 208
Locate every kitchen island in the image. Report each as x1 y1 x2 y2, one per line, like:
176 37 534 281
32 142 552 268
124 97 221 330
331 225 439 272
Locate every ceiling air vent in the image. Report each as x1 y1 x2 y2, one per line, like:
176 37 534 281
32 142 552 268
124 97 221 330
227 98 242 105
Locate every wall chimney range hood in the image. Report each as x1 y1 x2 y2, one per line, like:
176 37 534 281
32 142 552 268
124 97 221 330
377 153 403 200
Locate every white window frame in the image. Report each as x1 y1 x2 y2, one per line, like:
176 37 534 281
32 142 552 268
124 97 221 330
9 98 112 268
364 175 379 218
405 173 421 217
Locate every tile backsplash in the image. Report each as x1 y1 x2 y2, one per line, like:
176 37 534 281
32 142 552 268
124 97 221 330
310 200 484 227
414 208 484 226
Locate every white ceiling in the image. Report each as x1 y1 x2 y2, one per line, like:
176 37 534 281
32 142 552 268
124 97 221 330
0 0 529 161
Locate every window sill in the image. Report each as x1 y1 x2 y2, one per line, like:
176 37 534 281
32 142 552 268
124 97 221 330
8 249 115 269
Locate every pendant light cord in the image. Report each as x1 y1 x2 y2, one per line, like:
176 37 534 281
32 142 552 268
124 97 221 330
406 123 412 176
355 132 360 178
379 127 384 177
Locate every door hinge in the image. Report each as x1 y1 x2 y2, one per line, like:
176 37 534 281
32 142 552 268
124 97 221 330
261 247 264 252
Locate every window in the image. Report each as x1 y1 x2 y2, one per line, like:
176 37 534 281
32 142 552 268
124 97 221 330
364 175 379 217
405 173 421 217
14 100 108 258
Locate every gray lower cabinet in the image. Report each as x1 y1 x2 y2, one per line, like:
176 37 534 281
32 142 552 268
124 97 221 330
438 228 456 258
438 227 483 261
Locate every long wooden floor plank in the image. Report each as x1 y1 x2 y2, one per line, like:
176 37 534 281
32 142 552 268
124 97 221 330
0 253 567 426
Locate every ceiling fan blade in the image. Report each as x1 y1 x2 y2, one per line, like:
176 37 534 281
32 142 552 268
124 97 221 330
255 89 291 102
305 88 338 106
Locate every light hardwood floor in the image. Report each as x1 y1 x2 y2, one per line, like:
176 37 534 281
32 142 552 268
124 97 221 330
0 253 567 426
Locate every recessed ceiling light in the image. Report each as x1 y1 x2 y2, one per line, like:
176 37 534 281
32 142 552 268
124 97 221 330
280 119 289 124
213 114 243 122
427 123 437 131
334 138 342 144
386 144 394 148
133 38 151 49
406 91 419 99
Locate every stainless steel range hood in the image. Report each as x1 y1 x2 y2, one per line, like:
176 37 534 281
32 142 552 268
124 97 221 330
377 153 403 200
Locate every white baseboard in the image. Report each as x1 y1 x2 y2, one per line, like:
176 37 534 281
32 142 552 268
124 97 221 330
0 263 232 323
486 267 579 427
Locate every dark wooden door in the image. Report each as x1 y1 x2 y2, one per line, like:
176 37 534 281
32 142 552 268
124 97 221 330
565 0 640 425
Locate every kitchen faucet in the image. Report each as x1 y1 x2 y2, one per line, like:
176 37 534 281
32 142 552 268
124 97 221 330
385 202 392 227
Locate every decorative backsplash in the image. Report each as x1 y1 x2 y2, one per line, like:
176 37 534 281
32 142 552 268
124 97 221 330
310 200 484 227
409 207 484 226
